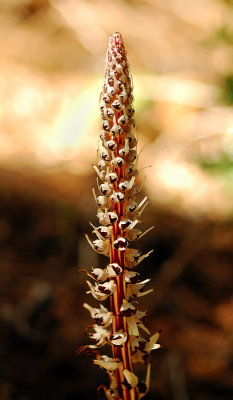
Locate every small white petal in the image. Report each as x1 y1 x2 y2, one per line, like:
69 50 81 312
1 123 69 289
123 369 138 388
138 323 150 335
94 358 120 371
110 331 128 346
138 363 151 398
145 332 160 353
136 289 154 298
127 316 139 336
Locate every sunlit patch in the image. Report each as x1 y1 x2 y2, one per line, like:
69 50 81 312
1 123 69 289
12 86 43 117
44 85 99 161
223 126 233 158
158 161 197 191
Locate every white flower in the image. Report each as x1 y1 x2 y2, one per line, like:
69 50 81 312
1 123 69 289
88 326 110 348
119 299 136 317
85 234 110 256
86 280 115 301
80 267 108 282
107 263 122 277
125 248 154 268
110 330 128 346
126 279 153 299
83 303 113 327
131 332 161 364
124 270 140 284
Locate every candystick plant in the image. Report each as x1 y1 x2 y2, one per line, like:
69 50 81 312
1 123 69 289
79 33 161 400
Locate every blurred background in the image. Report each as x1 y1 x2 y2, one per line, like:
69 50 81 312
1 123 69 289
0 0 233 399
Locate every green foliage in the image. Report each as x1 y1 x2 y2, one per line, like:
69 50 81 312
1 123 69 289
200 156 233 172
222 76 233 104
201 25 233 47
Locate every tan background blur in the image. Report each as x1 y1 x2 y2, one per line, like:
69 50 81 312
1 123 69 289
0 1 233 399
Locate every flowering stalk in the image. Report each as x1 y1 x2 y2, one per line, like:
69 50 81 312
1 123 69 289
80 33 160 400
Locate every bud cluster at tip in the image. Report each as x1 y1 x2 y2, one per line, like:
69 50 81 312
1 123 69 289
80 33 160 400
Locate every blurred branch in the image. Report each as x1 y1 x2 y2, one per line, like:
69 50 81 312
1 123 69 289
167 352 189 400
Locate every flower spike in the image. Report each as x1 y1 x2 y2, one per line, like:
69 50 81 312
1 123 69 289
79 32 161 399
